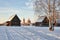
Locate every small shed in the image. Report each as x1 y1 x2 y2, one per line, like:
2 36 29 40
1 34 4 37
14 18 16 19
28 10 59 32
6 14 21 26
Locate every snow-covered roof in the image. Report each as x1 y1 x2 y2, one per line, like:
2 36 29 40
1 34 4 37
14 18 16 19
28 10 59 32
8 14 18 21
36 16 46 22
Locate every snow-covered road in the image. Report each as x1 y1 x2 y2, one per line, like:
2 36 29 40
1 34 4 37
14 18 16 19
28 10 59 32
0 26 60 40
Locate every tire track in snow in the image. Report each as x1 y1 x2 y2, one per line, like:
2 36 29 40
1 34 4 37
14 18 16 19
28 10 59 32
0 27 8 40
5 28 15 40
39 30 60 39
23 27 60 40
13 27 47 40
35 27 60 39
11 27 33 40
6 27 31 40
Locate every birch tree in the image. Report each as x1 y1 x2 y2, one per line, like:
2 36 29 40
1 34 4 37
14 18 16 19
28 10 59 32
34 0 60 31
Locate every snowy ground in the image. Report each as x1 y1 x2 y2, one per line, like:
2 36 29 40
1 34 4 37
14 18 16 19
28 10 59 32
0 26 60 40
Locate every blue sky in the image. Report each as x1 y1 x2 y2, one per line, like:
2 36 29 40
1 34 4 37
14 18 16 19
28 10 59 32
0 0 35 23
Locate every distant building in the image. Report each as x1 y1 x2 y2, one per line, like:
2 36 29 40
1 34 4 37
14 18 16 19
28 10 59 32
34 16 60 27
42 16 49 26
6 14 21 26
34 16 49 26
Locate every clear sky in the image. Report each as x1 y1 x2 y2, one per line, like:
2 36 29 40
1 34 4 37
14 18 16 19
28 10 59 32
0 0 35 23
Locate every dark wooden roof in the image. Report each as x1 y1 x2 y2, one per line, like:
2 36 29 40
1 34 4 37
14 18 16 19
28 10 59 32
42 16 49 23
8 14 21 21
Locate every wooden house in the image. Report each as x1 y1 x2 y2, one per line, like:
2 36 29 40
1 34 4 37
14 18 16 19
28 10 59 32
6 14 21 26
42 16 49 26
35 16 49 26
35 16 60 27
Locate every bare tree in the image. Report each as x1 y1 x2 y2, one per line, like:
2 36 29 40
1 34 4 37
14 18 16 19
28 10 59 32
34 0 60 31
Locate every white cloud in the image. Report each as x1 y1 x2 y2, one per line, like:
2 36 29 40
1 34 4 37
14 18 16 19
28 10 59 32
25 0 34 9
